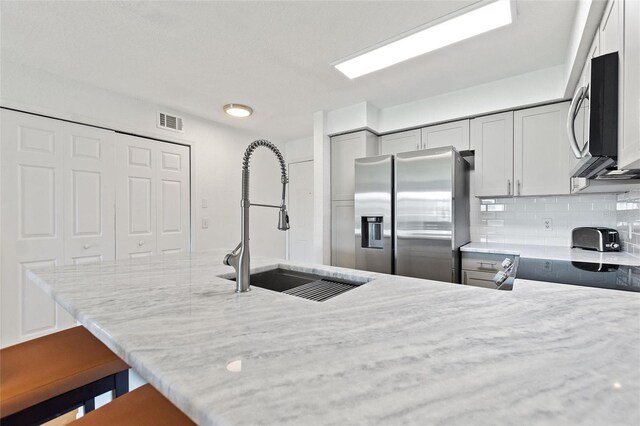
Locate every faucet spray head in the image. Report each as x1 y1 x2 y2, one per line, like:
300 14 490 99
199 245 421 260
278 207 290 231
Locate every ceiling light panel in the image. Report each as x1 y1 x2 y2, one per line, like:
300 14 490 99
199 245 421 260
334 0 513 79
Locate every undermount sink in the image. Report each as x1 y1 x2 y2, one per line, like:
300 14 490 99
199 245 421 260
222 268 367 302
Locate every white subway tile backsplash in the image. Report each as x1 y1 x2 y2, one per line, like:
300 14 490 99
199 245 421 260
616 189 640 257
468 170 637 254
470 190 618 246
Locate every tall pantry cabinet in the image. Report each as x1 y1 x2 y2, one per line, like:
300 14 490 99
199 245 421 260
330 130 377 268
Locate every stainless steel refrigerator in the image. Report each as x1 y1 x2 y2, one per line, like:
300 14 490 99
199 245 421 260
354 147 470 283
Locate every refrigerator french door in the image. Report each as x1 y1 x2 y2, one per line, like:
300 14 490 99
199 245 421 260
395 148 469 282
354 155 393 274
354 147 470 282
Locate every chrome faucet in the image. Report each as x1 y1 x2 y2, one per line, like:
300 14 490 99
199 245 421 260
223 140 290 292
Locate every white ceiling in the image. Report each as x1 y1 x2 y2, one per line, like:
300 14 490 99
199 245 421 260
1 1 578 141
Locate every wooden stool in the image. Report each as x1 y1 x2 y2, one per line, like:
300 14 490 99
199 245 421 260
0 326 129 425
70 384 195 425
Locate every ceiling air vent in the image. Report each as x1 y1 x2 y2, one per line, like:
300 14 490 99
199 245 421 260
157 112 184 133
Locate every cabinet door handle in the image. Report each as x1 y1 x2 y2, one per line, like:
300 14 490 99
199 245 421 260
517 180 521 196
507 179 511 195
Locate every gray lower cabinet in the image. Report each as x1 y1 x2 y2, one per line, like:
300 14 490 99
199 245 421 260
462 270 500 288
330 130 376 267
461 252 516 289
331 200 355 268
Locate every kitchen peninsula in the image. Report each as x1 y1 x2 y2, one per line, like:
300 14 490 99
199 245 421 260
28 250 640 425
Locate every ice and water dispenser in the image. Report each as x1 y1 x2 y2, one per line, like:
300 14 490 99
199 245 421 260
361 216 384 249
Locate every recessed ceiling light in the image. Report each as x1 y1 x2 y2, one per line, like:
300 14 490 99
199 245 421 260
223 104 253 118
333 0 513 79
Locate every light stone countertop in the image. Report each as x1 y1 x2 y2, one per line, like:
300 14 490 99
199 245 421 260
28 250 640 426
462 242 640 266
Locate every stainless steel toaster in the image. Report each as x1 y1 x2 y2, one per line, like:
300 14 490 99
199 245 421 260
571 227 621 252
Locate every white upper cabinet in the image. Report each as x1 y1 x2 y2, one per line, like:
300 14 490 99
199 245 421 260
379 119 470 157
472 111 514 197
330 131 377 201
379 129 421 156
619 0 640 169
474 104 572 198
422 119 470 151
514 102 571 196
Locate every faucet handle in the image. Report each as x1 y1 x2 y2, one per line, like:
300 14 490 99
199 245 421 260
223 242 242 266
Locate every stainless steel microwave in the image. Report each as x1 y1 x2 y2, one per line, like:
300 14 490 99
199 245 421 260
566 52 639 179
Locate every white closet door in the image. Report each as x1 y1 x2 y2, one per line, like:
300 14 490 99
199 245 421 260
156 142 190 256
116 135 158 259
287 160 314 263
0 110 69 347
63 125 116 265
115 134 190 259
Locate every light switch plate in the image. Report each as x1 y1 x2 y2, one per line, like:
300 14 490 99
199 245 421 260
202 198 208 208
543 218 553 231
202 218 209 229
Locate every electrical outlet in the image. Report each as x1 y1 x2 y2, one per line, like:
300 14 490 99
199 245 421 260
202 218 209 229
543 218 553 231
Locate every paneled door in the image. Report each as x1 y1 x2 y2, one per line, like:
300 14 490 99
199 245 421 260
156 141 190 256
287 160 314 262
115 134 190 259
64 125 116 265
0 109 116 347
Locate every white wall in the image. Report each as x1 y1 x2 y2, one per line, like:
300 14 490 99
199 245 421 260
285 136 313 164
324 65 566 136
0 59 286 258
326 102 380 136
379 65 566 133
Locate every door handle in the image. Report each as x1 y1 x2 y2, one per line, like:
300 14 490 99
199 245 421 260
567 85 589 159
517 180 521 196
83 244 91 250
138 241 144 247
507 179 511 195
